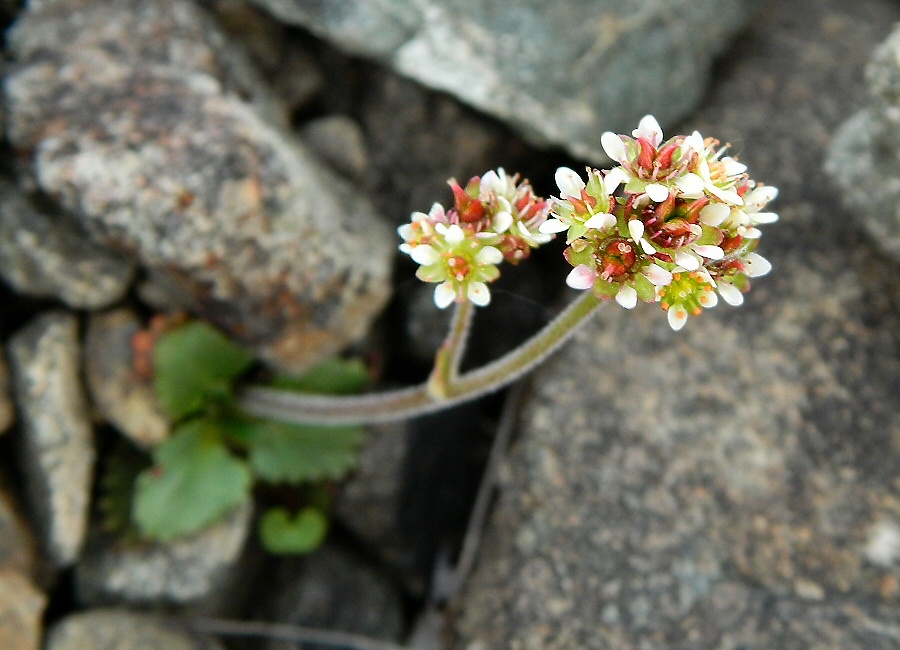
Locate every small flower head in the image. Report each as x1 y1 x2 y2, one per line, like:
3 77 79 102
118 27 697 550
563 116 777 329
399 169 553 307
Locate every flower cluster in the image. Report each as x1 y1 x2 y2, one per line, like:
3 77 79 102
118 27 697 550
543 115 778 330
398 169 552 308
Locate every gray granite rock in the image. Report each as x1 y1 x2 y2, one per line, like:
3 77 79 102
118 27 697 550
0 350 13 435
5 0 394 373
453 0 900 648
46 609 224 650
0 178 134 309
84 309 170 450
257 545 406 650
75 501 252 609
0 569 46 650
251 0 758 161
8 312 95 568
826 26 900 262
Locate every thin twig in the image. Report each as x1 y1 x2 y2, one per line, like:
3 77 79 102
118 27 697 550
183 616 408 650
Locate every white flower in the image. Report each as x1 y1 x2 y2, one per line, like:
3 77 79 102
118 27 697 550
566 264 595 290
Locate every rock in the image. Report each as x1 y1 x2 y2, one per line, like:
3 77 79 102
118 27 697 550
826 26 900 262
84 309 170 450
0 178 134 309
250 0 758 160
211 0 325 112
300 115 369 180
453 0 900 647
75 501 253 610
5 0 394 373
0 570 47 650
8 311 95 568
256 545 406 650
333 422 408 554
0 484 37 578
0 350 13 434
45 609 225 650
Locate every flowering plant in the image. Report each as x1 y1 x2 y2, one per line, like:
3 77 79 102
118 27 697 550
240 117 777 424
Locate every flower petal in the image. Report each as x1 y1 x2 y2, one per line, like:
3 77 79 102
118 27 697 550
699 289 718 308
539 218 569 234
443 224 465 245
639 237 656 255
584 212 616 230
467 281 491 306
745 185 778 207
633 115 663 147
744 252 772 277
645 183 670 202
476 245 503 265
628 219 645 241
667 307 688 331
434 282 456 308
615 284 638 309
646 264 673 286
601 132 627 163
675 173 705 198
700 203 731 227
555 167 586 198
604 167 629 189
751 211 779 224
674 251 701 270
410 244 439 265
493 211 513 233
717 282 744 306
566 264 596 290
693 244 724 260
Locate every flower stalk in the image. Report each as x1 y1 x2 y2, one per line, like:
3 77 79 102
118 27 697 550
238 116 778 426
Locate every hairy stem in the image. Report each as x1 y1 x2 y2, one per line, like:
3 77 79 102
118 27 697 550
427 300 474 398
237 292 602 425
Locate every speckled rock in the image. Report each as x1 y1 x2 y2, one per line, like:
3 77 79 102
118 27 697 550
0 178 134 309
4 0 394 372
46 609 224 650
75 501 253 609
256 544 406 650
826 25 900 262
251 0 757 161
8 312 95 568
85 309 169 450
0 570 47 650
0 350 13 435
453 1 900 648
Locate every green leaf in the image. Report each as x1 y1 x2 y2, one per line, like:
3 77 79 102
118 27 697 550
270 357 369 395
133 419 252 541
247 420 364 484
153 321 254 420
258 506 328 555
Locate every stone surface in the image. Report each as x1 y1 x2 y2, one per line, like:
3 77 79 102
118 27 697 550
75 500 253 609
300 115 370 181
0 569 47 650
826 25 900 262
0 178 134 309
85 309 170 450
0 484 37 578
251 0 757 161
46 609 225 650
8 311 95 568
4 0 394 372
0 349 13 434
256 544 406 650
453 0 900 648
333 422 408 554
